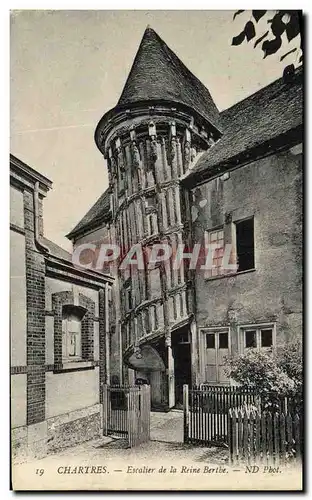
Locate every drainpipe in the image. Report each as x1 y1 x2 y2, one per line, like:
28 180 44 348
105 282 110 384
33 181 50 254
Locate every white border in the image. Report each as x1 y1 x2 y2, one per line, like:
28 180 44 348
3 3 309 498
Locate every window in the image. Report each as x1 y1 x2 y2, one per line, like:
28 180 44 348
178 331 190 344
206 331 229 349
146 212 158 236
156 304 164 328
150 306 157 331
62 306 85 361
204 228 225 277
206 333 215 349
52 292 95 369
143 309 150 334
261 329 273 347
137 313 144 339
245 330 257 348
145 194 156 210
242 325 275 352
118 165 126 193
145 194 157 236
236 218 255 272
219 332 228 349
124 279 132 311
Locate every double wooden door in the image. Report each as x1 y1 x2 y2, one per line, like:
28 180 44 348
204 330 230 384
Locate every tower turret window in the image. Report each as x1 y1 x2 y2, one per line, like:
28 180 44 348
146 212 158 236
118 167 126 193
123 278 132 311
145 194 156 209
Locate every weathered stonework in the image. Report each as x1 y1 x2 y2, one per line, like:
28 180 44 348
12 405 101 462
47 405 101 453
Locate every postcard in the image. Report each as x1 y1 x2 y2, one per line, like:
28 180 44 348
10 9 303 491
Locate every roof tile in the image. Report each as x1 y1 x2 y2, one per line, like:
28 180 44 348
66 188 111 239
186 67 303 183
117 27 221 132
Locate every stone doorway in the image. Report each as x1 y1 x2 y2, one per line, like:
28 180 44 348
172 328 191 408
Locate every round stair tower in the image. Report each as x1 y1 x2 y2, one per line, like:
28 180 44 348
95 26 222 409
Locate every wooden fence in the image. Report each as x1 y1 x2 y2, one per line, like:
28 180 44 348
228 407 302 465
103 384 150 447
183 384 259 445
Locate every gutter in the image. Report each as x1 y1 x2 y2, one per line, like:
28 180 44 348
34 181 50 254
182 125 303 189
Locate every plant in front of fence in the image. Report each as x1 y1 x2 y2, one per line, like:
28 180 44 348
276 339 303 413
224 349 297 412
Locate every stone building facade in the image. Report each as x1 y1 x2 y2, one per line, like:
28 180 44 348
67 27 303 411
10 155 113 460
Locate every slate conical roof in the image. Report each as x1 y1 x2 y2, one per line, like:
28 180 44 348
116 27 221 132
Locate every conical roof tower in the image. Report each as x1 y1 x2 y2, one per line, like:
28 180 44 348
93 27 223 407
117 26 221 129
95 26 222 153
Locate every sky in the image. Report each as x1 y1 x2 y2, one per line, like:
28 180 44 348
10 10 300 250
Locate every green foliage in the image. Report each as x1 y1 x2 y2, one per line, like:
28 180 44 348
276 339 302 391
232 10 303 77
225 340 302 411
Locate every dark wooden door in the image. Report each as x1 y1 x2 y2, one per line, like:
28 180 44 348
174 343 191 406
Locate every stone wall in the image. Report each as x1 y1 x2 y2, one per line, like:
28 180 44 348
191 146 302 367
46 404 101 454
12 405 101 463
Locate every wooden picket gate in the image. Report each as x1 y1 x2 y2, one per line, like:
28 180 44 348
103 384 151 447
183 384 259 446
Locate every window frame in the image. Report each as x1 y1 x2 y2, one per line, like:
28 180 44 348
61 306 86 362
62 316 82 361
52 292 95 373
123 278 133 311
146 211 158 237
239 323 276 354
235 216 255 273
145 193 156 210
204 216 256 281
118 162 126 194
204 226 226 278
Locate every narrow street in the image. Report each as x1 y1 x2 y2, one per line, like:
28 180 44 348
150 410 184 443
13 411 302 491
13 410 228 466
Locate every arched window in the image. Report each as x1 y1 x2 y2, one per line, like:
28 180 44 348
62 305 86 361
